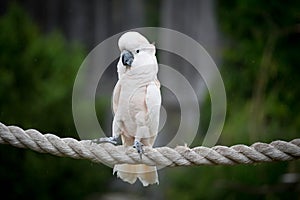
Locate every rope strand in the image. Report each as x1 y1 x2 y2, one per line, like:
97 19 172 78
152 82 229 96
0 122 299 167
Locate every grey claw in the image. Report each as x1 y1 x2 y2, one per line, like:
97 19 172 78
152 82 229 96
133 140 144 159
91 137 118 145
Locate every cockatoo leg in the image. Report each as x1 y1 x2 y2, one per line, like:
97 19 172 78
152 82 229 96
134 112 150 159
91 117 122 145
133 140 144 159
91 136 118 145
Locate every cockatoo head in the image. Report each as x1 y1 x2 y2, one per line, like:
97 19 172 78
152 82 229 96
117 32 157 76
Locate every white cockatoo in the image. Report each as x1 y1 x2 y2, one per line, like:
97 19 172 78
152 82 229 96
95 31 161 186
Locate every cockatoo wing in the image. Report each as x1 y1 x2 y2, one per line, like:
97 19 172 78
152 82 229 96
145 80 161 139
112 80 121 114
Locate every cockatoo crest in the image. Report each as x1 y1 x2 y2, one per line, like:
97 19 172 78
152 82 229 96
118 31 150 51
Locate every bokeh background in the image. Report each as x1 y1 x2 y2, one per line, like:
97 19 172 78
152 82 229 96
0 0 299 199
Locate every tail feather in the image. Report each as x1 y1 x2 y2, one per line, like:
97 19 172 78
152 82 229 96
113 164 158 186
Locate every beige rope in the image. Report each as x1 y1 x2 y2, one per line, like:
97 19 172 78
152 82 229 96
0 122 299 167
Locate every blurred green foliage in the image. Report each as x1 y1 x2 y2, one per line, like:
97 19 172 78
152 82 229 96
0 4 111 199
166 0 300 199
219 0 300 144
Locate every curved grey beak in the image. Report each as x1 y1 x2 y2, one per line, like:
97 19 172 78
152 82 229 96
121 50 134 67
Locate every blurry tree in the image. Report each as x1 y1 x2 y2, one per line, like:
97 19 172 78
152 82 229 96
165 0 300 199
0 4 82 134
0 4 111 199
157 0 221 149
220 0 300 144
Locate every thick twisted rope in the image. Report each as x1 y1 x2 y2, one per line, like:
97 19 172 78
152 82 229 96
0 122 299 167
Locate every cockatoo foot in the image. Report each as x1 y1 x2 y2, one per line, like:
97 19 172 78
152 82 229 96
91 136 118 145
133 140 144 159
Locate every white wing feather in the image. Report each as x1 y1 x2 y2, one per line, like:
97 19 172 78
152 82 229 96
145 81 161 136
112 81 121 114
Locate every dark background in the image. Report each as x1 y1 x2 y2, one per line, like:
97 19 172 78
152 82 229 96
0 0 299 199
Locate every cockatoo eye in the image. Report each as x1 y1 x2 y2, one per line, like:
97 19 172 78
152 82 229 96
136 49 140 54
